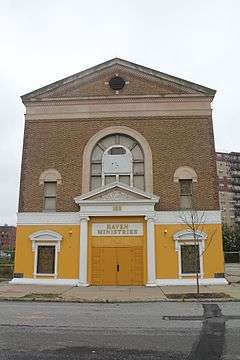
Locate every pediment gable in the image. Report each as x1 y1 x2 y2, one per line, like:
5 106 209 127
22 58 215 103
74 182 159 204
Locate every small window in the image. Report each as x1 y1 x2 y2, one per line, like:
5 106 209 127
181 245 200 274
44 181 57 211
179 179 193 209
108 147 126 155
37 245 55 274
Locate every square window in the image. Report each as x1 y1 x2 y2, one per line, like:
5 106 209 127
181 245 200 274
37 246 55 274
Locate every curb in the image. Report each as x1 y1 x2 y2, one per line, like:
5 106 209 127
0 297 240 303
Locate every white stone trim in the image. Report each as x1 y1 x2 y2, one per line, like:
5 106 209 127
25 100 212 121
29 230 63 279
33 243 58 279
173 229 206 279
17 211 221 225
145 215 157 286
79 216 89 286
17 212 80 225
173 166 198 182
75 182 159 203
9 277 228 286
173 229 207 242
29 230 63 252
154 211 221 224
155 278 228 286
39 168 62 185
10 278 80 286
29 230 63 242
81 126 153 193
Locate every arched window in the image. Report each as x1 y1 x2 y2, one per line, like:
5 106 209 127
39 169 62 211
173 166 198 210
90 133 145 190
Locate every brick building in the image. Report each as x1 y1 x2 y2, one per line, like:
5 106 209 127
12 58 226 286
216 151 240 228
0 225 16 250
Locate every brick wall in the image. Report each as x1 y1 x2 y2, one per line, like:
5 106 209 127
19 116 219 212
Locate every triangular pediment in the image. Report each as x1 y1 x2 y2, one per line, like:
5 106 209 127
74 182 159 204
22 58 215 103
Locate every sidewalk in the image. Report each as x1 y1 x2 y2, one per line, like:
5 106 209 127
0 282 239 302
0 263 239 303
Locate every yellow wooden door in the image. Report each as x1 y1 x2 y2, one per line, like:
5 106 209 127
116 248 132 285
92 246 143 285
92 248 117 285
116 247 143 285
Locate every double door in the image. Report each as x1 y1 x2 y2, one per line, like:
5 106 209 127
92 247 143 285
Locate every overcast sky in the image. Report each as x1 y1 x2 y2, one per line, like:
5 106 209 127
0 0 239 226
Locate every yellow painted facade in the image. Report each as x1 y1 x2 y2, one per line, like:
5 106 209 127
155 223 224 279
15 225 80 279
14 219 224 284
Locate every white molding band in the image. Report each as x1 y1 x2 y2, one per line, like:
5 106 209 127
17 211 222 225
155 278 228 286
9 278 80 286
154 211 221 224
9 277 228 286
17 212 80 225
25 99 212 121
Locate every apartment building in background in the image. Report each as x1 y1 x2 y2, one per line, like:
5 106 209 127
216 152 240 228
0 225 16 250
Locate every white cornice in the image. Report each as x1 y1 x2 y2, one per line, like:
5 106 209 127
25 98 212 121
17 210 221 225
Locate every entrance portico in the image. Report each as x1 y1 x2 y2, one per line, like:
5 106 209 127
74 182 159 286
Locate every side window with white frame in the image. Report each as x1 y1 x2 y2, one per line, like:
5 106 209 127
173 230 206 278
30 230 62 279
179 179 193 210
44 181 57 211
39 169 62 212
173 166 197 210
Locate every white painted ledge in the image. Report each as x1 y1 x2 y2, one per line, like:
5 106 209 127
155 278 228 286
9 278 81 286
10 278 228 286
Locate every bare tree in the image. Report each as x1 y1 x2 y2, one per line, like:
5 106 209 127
179 197 216 295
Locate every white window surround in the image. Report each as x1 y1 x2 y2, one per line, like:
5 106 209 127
82 126 153 193
173 166 198 183
173 230 207 279
29 230 63 279
39 169 62 185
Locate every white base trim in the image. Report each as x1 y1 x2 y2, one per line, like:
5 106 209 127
10 278 80 286
155 278 228 286
10 278 228 286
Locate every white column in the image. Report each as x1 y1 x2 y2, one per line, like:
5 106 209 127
79 216 89 286
145 215 156 286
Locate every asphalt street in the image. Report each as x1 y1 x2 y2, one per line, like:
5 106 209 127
0 301 239 359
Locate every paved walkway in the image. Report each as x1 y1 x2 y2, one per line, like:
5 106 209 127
0 263 239 303
0 283 239 302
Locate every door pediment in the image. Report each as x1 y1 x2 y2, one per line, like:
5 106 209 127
74 182 159 205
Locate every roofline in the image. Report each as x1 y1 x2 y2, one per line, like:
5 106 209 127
21 58 216 102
